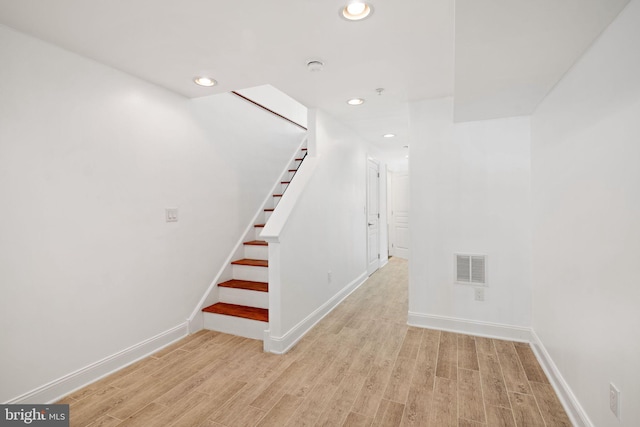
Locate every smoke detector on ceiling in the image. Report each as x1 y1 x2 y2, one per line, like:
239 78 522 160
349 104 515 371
306 60 324 72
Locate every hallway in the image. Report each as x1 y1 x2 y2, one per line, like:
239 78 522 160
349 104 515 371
60 258 571 426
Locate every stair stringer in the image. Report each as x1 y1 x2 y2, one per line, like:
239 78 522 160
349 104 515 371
187 135 308 335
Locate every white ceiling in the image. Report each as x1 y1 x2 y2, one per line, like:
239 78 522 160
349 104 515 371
454 0 629 122
0 0 629 163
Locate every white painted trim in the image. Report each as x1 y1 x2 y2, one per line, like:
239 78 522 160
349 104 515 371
187 135 307 331
379 257 389 269
265 271 368 354
366 156 381 276
530 330 593 427
407 312 532 342
5 322 188 404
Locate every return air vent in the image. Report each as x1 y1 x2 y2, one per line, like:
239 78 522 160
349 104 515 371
455 254 486 285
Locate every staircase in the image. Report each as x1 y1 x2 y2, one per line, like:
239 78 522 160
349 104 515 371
201 145 307 340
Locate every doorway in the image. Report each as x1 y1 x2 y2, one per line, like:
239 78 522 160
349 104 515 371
388 170 409 259
366 158 380 275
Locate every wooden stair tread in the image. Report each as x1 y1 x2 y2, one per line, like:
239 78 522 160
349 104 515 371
273 194 283 197
281 181 291 184
301 148 307 151
218 279 268 292
288 169 297 172
295 158 304 161
231 258 268 267
254 224 265 228
264 208 274 212
202 303 268 322
243 240 268 246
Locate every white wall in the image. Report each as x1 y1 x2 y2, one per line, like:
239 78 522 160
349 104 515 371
531 0 640 425
236 84 308 129
0 24 304 403
408 98 532 336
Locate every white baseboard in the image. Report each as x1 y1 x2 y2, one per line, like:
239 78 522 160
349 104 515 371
265 271 368 354
5 322 188 405
530 330 593 427
407 312 532 342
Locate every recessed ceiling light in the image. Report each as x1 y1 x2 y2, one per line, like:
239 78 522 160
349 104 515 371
383 133 396 138
193 76 217 87
341 2 373 21
347 98 365 106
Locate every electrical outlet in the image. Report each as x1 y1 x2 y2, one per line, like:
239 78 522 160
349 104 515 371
327 271 332 284
474 288 484 301
610 383 620 419
166 208 178 222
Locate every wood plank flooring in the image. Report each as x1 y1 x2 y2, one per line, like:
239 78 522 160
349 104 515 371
58 258 572 426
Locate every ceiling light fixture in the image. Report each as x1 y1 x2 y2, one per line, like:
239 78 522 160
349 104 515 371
341 2 373 21
383 133 396 138
347 98 365 106
193 76 217 87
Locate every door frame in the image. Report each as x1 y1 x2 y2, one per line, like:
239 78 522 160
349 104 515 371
388 170 409 259
366 157 380 276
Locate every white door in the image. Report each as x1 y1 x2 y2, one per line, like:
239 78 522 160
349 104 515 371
367 159 380 275
390 172 409 259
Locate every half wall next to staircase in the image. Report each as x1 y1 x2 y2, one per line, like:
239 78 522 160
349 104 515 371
262 110 379 353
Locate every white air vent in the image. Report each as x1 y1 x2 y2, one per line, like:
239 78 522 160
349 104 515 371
455 254 486 285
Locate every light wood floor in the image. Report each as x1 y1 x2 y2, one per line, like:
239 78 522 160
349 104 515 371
58 258 572 426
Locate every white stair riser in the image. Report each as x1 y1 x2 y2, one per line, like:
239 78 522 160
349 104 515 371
287 171 296 181
219 287 268 309
273 197 281 208
233 264 269 282
254 227 264 240
244 245 268 260
203 312 267 340
264 211 272 222
280 183 289 193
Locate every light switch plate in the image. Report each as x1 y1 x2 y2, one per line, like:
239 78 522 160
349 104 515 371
166 208 178 222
